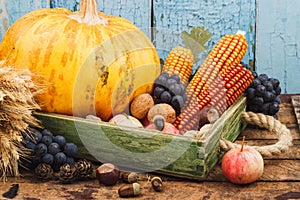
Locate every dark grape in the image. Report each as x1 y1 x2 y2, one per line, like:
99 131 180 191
171 95 184 114
154 98 162 104
166 78 177 89
275 86 282 95
34 132 43 144
53 135 66 147
22 134 30 143
65 157 75 165
35 143 48 156
42 129 54 138
263 91 275 102
246 88 256 99
153 86 165 98
160 91 172 103
182 93 188 102
54 152 67 166
152 72 187 116
42 153 54 165
155 75 167 87
169 83 182 95
160 72 169 78
258 74 268 83
250 78 261 88
255 85 266 97
252 96 264 106
263 81 274 91
179 84 186 95
32 156 42 168
269 78 280 88
64 143 78 157
261 103 270 114
246 73 281 116
25 141 36 151
247 104 259 113
41 135 53 146
170 74 181 83
269 102 280 115
48 142 61 155
274 96 281 104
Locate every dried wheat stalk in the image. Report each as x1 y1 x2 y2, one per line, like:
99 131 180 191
0 65 42 180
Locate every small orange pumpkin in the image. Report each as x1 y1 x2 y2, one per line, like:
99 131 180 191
0 0 160 121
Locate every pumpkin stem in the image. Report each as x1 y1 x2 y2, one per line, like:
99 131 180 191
68 0 108 26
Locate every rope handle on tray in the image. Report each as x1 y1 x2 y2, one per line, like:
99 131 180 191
219 112 293 157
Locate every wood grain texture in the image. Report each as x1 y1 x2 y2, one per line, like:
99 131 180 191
1 172 299 200
291 95 300 131
153 0 256 70
256 0 300 94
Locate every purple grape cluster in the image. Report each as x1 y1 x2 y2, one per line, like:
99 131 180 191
22 128 78 171
245 72 281 119
152 72 187 116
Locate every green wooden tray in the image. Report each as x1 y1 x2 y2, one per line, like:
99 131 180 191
35 96 247 180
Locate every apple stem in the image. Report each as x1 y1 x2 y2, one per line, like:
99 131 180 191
241 136 245 152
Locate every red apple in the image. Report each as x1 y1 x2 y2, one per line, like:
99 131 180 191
221 137 264 184
145 122 179 134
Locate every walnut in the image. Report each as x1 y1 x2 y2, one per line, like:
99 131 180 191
130 93 154 119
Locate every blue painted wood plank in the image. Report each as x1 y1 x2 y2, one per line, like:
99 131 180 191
50 0 152 37
0 0 49 41
255 0 300 94
153 0 256 70
50 0 79 11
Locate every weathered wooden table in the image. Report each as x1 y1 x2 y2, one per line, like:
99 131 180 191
1 94 299 200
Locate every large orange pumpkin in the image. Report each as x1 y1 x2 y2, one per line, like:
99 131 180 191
0 0 160 121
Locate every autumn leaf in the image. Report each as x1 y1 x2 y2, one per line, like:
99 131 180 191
181 26 212 63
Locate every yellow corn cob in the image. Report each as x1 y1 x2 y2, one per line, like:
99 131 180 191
162 46 194 86
174 31 253 134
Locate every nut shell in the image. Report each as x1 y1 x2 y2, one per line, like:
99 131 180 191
147 103 176 123
95 163 120 186
130 93 154 119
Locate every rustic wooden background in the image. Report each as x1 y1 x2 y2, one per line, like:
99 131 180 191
0 0 299 93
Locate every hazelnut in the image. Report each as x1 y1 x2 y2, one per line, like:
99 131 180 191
130 93 154 119
95 163 120 186
147 104 176 124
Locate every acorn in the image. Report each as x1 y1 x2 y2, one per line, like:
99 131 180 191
151 176 163 192
118 183 141 198
121 172 139 183
95 163 120 186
